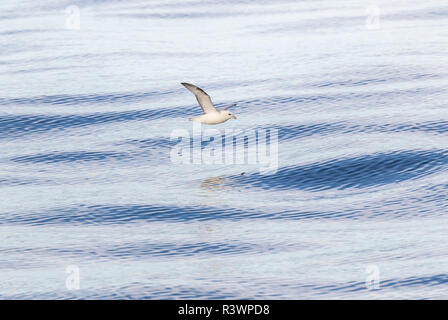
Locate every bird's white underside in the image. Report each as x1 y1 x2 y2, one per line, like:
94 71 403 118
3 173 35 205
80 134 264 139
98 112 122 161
189 112 230 124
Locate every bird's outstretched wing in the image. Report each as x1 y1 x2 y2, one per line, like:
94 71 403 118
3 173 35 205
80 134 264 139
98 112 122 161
181 82 218 114
221 103 236 110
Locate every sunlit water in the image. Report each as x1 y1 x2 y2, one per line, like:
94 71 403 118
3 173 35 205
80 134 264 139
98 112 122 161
1 0 448 299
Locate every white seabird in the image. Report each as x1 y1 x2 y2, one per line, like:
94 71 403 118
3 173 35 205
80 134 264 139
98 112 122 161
181 82 237 124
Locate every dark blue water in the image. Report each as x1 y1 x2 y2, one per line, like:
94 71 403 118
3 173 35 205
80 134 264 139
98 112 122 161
1 0 448 299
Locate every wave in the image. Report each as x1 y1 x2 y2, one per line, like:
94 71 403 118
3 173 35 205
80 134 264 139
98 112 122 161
0 203 341 225
12 151 131 164
229 149 448 191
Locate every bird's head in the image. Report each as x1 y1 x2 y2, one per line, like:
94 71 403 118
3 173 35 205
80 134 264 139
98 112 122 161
221 110 237 120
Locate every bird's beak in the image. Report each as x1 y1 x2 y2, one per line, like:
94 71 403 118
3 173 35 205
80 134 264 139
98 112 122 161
232 115 237 119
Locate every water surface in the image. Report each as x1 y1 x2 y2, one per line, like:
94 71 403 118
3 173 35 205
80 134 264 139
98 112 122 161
1 0 448 299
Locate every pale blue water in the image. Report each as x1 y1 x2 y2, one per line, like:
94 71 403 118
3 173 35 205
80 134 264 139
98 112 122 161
1 0 448 299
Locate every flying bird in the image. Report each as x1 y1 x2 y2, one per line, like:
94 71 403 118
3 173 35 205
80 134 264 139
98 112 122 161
181 82 237 124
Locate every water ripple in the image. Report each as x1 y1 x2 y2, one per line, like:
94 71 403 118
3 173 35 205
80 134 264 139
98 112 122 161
0 204 340 225
231 150 448 191
0 90 174 106
12 151 131 164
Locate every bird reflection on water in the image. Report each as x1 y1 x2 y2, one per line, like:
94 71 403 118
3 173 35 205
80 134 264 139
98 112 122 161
200 176 228 192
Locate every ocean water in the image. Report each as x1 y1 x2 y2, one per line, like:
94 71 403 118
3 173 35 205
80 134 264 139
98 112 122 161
1 0 448 299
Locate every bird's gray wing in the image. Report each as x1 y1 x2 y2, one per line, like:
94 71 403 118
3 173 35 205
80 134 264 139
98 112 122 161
221 103 236 110
181 82 218 114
